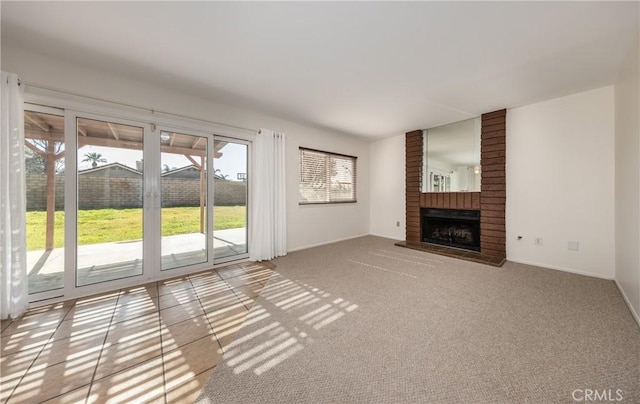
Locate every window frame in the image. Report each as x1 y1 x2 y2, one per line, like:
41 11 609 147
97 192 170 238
298 147 357 205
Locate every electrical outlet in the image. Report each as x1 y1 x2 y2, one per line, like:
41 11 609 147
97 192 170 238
396 221 400 227
568 241 579 251
534 237 543 246
517 236 523 240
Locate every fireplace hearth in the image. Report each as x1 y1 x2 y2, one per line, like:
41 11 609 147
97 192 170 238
421 208 480 252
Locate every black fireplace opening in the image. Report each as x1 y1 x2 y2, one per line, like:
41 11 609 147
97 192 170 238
421 208 481 252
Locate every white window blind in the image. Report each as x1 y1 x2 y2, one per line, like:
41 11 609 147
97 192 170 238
299 148 357 204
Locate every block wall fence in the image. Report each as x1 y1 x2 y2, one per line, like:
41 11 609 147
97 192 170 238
26 176 246 210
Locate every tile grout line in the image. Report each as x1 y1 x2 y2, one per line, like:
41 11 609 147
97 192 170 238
215 265 273 345
233 268 274 312
165 270 220 400
3 300 77 403
156 279 171 404
38 383 92 404
189 271 225 356
2 264 264 403
223 264 271 311
83 291 124 404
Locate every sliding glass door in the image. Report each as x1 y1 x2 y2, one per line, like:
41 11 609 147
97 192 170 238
24 105 250 301
160 130 209 271
75 117 147 286
213 138 248 263
24 108 66 295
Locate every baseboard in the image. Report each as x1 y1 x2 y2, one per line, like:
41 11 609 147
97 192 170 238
368 232 402 241
507 258 615 280
614 279 640 328
287 233 370 253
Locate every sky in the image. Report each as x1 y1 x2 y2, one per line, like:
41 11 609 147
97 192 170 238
78 142 248 181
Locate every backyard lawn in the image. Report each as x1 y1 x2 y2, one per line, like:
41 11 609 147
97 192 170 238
26 206 246 251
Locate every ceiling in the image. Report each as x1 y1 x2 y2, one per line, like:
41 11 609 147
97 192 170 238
2 2 638 139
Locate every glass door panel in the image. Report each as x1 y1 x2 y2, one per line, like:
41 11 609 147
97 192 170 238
24 110 65 294
213 140 248 262
76 117 145 286
160 131 208 270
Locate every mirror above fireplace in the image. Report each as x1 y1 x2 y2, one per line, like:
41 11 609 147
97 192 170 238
421 117 481 193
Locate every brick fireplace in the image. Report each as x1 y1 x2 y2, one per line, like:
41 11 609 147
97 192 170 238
400 109 506 265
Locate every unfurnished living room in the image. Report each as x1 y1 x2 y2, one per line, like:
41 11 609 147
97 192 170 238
1 2 639 403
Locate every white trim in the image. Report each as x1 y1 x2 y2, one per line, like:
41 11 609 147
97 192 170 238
63 112 77 299
155 124 214 271
67 111 154 296
287 233 370 253
614 279 640 328
214 253 250 265
24 103 64 116
507 258 615 280
213 135 251 265
24 85 256 142
20 105 68 304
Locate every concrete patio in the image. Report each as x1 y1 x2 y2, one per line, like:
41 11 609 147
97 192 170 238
26 227 247 294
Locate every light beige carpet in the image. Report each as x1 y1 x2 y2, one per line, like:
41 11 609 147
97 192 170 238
198 236 640 403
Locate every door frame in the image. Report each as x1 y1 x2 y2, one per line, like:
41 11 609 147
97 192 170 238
23 88 256 304
212 135 251 265
65 110 154 297
155 125 216 273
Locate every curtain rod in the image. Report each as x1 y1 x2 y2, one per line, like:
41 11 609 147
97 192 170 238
23 81 257 134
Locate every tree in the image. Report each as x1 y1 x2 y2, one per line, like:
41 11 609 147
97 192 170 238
214 168 229 180
25 149 46 174
162 164 177 173
82 152 107 168
24 140 65 174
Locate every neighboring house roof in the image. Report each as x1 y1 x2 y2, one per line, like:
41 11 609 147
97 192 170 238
162 165 227 180
78 162 141 176
78 163 230 180
162 165 201 178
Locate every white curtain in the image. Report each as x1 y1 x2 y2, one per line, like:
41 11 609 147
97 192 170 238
249 129 287 261
1 72 27 319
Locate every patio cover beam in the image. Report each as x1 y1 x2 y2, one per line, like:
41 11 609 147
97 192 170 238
25 113 51 132
107 123 120 140
26 129 206 157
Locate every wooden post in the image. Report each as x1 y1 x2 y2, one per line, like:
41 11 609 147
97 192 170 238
199 156 205 234
45 140 56 250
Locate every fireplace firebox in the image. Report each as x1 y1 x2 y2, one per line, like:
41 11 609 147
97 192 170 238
421 208 480 252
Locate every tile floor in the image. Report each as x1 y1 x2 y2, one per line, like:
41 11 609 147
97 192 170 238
0 261 274 403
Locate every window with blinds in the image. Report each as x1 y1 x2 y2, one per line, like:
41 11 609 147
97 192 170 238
299 147 357 204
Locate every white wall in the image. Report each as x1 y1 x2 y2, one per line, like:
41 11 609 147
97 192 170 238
614 36 640 322
2 46 370 252
506 86 616 279
369 134 405 240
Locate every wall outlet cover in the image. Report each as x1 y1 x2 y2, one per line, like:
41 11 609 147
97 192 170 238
568 241 580 251
534 238 543 246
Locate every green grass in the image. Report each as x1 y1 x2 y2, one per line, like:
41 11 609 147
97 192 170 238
26 206 246 251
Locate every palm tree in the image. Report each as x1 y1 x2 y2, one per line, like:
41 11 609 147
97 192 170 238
214 168 229 180
82 152 107 168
